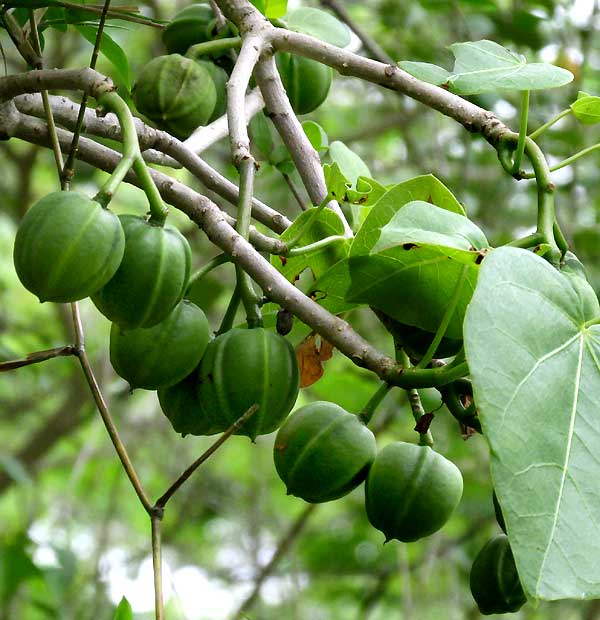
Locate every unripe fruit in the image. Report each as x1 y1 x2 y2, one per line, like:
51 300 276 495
197 328 299 439
470 535 526 615
92 215 191 330
162 3 214 55
274 401 377 503
197 59 228 122
365 442 463 542
132 54 216 139
110 300 210 390
158 370 224 436
276 53 333 115
13 191 124 303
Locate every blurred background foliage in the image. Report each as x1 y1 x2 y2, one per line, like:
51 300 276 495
2 0 600 618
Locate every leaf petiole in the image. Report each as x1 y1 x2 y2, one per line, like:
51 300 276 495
528 108 571 140
512 90 530 174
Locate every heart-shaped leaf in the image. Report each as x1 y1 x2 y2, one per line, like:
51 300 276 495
400 39 573 95
464 246 600 601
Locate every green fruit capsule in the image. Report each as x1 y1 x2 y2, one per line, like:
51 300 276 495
132 54 216 139
92 215 191 330
273 401 377 503
197 328 300 440
162 3 214 55
365 442 463 542
13 191 124 303
110 300 210 390
470 535 526 615
196 60 228 122
158 370 223 436
276 53 333 115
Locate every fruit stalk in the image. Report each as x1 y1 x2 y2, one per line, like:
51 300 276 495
94 91 168 224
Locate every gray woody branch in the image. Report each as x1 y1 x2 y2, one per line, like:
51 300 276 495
12 92 289 234
215 0 514 147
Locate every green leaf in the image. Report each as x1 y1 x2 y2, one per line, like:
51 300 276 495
329 141 371 184
249 0 266 14
302 120 328 151
373 201 488 253
571 95 600 125
400 39 573 95
75 25 131 89
344 243 481 339
312 202 486 337
464 247 600 601
448 40 573 94
398 61 450 86
272 208 349 281
113 596 133 620
265 0 287 19
284 7 350 48
351 174 466 257
310 256 361 316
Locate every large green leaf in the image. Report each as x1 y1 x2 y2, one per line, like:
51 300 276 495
464 246 600 601
345 245 480 338
312 207 484 338
351 174 466 257
400 39 573 95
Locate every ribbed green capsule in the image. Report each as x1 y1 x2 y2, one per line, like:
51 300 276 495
274 401 377 503
276 53 333 115
158 370 222 436
162 3 214 55
133 54 216 139
92 215 191 330
470 535 526 615
365 442 463 542
13 191 124 303
197 328 300 440
110 300 210 390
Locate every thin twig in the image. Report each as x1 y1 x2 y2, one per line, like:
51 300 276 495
7 0 164 27
28 10 64 179
70 302 154 514
62 0 113 188
282 172 307 211
151 513 165 620
319 0 394 64
0 345 76 371
155 404 259 509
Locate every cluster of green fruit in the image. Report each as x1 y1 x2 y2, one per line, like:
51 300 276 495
13 193 525 614
131 3 333 139
11 189 301 439
274 402 464 542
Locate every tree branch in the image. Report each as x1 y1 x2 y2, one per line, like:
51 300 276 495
13 92 289 233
